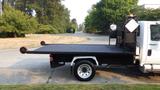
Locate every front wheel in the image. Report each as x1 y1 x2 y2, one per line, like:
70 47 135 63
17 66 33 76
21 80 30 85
73 60 95 81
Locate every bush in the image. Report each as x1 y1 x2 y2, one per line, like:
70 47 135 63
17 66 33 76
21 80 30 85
36 24 59 34
0 32 25 38
0 5 38 38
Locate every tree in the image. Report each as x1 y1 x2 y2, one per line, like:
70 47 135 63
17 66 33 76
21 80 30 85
0 0 2 15
71 18 78 31
15 0 71 33
66 18 78 33
78 24 85 31
0 5 38 37
85 0 138 34
134 7 160 21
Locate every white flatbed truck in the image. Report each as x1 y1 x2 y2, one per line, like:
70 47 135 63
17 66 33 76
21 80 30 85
20 16 160 81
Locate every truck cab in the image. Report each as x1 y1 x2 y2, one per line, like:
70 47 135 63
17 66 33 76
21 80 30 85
137 21 160 73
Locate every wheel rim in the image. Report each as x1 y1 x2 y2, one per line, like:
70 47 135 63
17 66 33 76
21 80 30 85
77 64 92 79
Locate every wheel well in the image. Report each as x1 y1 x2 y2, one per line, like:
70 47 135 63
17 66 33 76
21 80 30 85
73 58 98 65
75 59 96 65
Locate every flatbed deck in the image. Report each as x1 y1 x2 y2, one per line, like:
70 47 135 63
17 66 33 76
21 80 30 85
25 44 133 55
20 42 135 66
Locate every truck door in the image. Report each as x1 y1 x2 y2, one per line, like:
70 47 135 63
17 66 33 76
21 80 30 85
146 23 160 64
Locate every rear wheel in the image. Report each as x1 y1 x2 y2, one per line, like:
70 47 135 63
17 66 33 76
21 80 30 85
73 60 95 81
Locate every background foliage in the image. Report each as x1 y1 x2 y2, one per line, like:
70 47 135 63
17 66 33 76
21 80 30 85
0 0 72 37
85 0 160 34
1 0 160 37
135 7 160 21
85 0 138 34
0 5 38 37
15 0 71 34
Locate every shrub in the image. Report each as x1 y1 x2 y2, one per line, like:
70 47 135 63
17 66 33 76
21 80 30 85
0 5 38 38
36 24 59 34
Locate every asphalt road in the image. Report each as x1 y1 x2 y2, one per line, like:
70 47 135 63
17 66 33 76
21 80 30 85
0 32 160 84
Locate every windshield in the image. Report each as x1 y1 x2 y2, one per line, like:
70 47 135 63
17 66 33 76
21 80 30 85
151 25 160 41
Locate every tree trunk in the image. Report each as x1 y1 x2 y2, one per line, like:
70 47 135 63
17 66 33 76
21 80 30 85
13 32 17 38
23 0 26 11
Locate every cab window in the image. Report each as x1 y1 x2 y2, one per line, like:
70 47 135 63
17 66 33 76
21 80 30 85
151 25 160 41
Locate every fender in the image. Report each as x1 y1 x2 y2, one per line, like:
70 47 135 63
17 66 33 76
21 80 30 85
71 56 99 66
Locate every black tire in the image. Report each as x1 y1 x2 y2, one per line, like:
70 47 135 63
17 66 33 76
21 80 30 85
73 60 95 81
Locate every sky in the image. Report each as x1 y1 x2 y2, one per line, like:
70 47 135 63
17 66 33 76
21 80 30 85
62 0 160 24
138 0 160 5
62 0 100 24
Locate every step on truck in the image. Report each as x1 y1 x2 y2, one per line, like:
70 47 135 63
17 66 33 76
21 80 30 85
20 15 160 81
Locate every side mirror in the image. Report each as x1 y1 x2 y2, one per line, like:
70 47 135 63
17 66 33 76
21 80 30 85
110 24 117 31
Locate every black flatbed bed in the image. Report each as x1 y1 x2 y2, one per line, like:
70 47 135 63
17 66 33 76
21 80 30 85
20 43 135 65
25 44 133 55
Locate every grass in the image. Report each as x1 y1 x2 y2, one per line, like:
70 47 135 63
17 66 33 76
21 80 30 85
0 34 87 49
0 84 160 90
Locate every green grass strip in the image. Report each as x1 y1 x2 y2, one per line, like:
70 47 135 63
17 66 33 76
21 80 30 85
0 84 160 90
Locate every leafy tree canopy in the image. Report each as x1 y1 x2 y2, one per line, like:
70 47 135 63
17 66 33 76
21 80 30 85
0 5 38 37
14 0 71 33
134 7 160 21
85 0 138 33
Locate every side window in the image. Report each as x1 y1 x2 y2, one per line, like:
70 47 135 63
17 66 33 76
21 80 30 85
150 25 160 41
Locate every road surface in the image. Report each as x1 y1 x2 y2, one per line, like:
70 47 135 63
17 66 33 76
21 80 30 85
0 32 160 84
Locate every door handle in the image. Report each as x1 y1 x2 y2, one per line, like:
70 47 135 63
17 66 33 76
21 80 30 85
150 44 158 46
148 49 152 56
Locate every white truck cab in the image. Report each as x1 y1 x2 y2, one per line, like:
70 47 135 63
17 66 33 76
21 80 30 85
138 21 160 73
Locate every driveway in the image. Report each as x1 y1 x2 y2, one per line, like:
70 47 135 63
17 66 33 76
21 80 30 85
0 32 160 84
